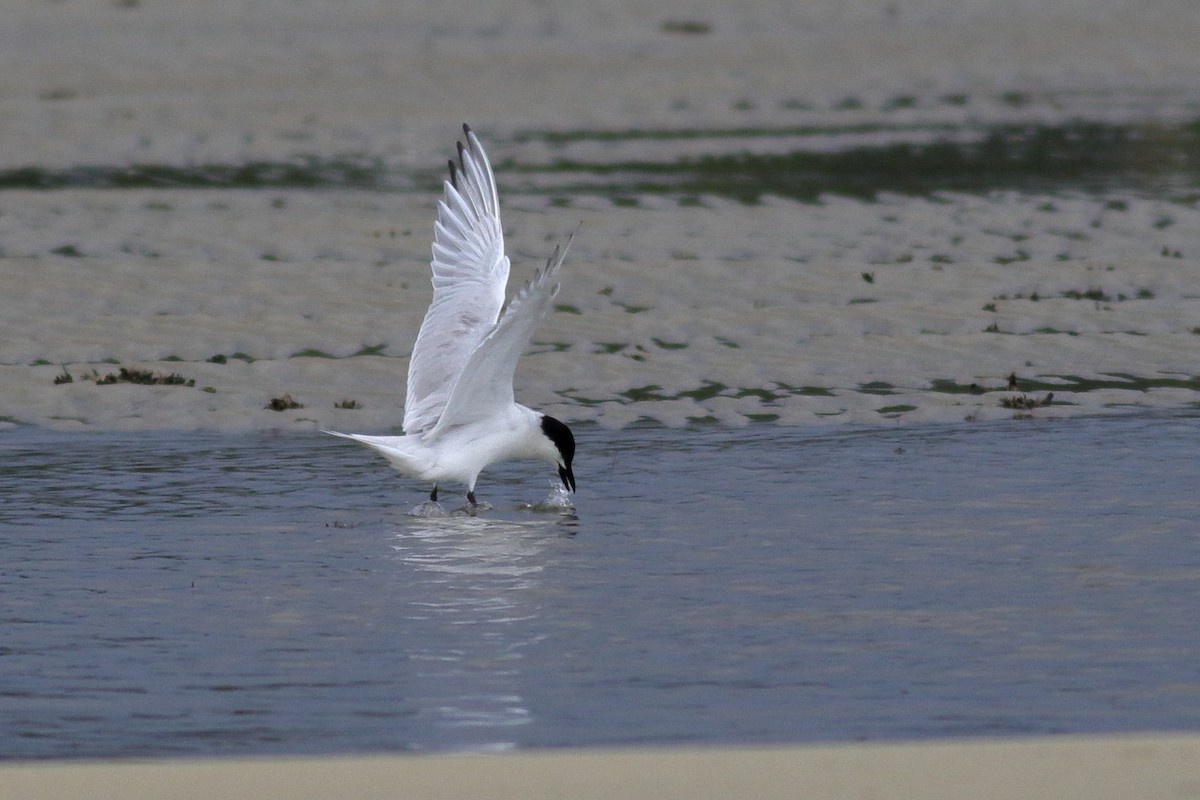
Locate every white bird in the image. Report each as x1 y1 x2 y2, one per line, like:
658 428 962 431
326 125 575 508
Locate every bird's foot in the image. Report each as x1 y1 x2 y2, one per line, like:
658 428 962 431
466 490 492 515
451 498 493 516
409 500 448 518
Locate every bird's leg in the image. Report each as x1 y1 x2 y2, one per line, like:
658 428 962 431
467 490 477 507
409 485 446 518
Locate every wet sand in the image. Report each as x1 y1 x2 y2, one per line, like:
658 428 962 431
3 188 1198 431
4 734 1200 800
6 0 1200 167
3 0 1200 431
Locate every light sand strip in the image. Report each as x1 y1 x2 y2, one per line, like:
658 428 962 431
3 734 1199 800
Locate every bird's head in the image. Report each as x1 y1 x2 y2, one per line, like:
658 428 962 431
539 415 576 492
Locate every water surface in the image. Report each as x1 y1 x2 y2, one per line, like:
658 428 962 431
3 413 1198 759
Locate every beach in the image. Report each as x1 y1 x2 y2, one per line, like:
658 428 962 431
5 734 1200 800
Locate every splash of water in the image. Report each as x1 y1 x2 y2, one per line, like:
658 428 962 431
520 480 576 513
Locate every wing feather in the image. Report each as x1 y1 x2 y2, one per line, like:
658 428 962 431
403 125 509 435
430 234 573 437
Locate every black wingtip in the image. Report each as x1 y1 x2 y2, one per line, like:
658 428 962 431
462 122 472 137
447 158 457 189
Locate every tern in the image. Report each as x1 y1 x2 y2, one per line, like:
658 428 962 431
326 125 576 508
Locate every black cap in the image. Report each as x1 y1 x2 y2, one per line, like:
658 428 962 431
540 415 576 492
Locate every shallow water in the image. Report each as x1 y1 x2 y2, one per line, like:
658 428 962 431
3 0 1200 762
3 413 1199 759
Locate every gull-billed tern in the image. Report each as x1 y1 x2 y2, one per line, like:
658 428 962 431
326 125 576 509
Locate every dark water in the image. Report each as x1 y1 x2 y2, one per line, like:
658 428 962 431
4 116 1199 202
2 413 1199 759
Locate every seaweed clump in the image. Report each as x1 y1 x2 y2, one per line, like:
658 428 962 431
96 367 195 387
53 366 197 387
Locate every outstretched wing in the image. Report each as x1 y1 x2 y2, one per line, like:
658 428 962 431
430 235 573 437
403 125 509 435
